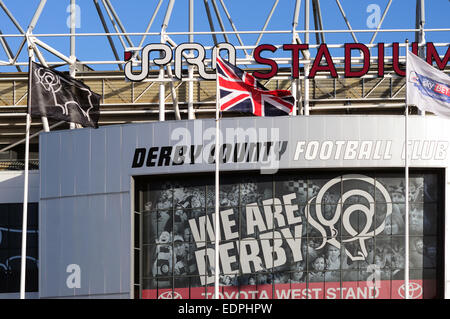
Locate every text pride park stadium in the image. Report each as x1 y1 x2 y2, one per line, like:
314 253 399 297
124 42 449 81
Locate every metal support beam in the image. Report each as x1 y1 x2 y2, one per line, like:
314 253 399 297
2 0 46 66
304 0 310 115
291 0 301 116
415 0 426 116
292 0 301 33
100 0 127 50
415 0 426 56
103 0 135 48
133 82 155 103
159 0 176 122
211 0 230 43
11 38 27 65
69 0 77 130
137 0 164 49
162 0 176 33
312 1 320 44
28 0 47 34
93 0 123 70
0 30 21 71
253 0 279 52
159 0 186 120
203 0 218 45
363 72 392 98
30 39 47 66
312 0 325 44
159 63 165 122
0 0 26 34
0 121 65 154
160 0 182 120
165 65 181 120
305 0 310 45
218 0 250 57
26 0 50 132
32 37 73 64
335 0 358 43
70 0 76 64
188 0 195 120
369 0 393 45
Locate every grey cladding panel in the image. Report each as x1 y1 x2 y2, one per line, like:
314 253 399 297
104 193 123 294
105 126 122 193
86 194 106 295
90 128 107 194
41 133 61 198
60 133 75 197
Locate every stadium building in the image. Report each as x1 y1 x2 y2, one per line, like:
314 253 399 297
0 0 449 299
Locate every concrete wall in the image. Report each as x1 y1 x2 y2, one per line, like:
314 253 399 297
0 170 39 299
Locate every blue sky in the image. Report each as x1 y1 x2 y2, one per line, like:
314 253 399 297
0 0 448 71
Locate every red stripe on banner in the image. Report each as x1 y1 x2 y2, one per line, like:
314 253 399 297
221 93 250 111
219 76 251 91
142 279 435 299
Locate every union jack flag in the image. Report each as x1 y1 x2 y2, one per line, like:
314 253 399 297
217 57 294 116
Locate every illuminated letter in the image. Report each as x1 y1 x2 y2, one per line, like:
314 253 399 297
344 43 370 77
427 42 450 70
392 42 405 76
124 43 172 82
377 43 384 77
175 43 213 80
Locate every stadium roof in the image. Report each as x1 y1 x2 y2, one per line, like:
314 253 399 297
0 0 448 161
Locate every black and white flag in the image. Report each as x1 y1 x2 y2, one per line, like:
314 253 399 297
29 62 101 128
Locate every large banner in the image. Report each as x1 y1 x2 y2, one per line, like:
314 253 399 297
137 171 440 299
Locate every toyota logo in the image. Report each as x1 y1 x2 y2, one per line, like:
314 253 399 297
158 291 182 299
398 282 422 299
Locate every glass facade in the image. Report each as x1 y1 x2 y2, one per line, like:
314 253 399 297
0 203 39 293
135 170 443 299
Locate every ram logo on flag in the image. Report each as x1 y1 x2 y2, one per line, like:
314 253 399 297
216 56 294 116
406 50 450 118
29 62 101 128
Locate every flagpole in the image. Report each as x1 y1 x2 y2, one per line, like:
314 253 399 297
20 48 34 300
28 40 50 133
214 60 220 300
404 39 410 300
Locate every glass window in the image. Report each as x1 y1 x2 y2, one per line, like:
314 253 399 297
0 203 39 293
135 170 443 299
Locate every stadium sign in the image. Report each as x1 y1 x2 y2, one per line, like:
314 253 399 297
124 42 449 81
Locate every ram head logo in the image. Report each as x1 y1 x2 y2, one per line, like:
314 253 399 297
305 174 392 262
